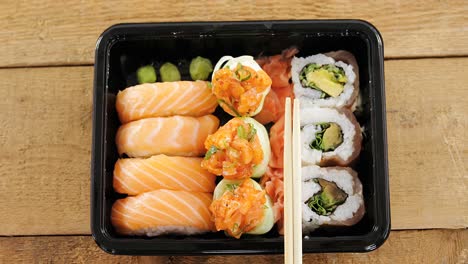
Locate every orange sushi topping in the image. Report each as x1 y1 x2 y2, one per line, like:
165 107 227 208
201 118 263 180
210 179 266 238
212 64 272 116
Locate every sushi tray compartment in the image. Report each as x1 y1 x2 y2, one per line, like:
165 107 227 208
91 20 390 255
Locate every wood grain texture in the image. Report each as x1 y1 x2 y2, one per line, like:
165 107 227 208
0 230 466 263
1 0 467 67
0 236 169 264
0 67 93 235
386 57 468 229
0 58 467 235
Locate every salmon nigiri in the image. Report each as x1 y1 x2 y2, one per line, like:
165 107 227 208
111 189 215 236
116 81 218 124
113 155 216 195
116 115 219 158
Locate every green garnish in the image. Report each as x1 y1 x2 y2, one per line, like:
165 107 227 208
323 64 348 83
237 123 256 141
309 123 330 150
159 62 181 82
226 183 239 192
204 146 218 160
309 123 343 152
246 123 257 142
231 63 252 82
237 125 247 139
190 56 213 81
299 63 347 98
217 99 241 117
306 195 328 215
136 65 157 84
235 67 251 81
305 178 348 216
206 82 213 89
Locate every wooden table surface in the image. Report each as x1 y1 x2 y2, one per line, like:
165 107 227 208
1 1 467 263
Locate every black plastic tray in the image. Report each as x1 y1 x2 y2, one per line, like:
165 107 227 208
91 20 390 255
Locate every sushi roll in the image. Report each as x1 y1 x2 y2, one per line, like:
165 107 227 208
116 115 220 158
302 166 365 233
300 107 362 166
291 50 359 108
201 117 271 180
212 55 272 117
116 81 218 124
111 189 215 236
210 178 275 238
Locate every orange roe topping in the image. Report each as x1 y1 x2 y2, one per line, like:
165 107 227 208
209 179 267 238
212 64 272 116
201 118 263 180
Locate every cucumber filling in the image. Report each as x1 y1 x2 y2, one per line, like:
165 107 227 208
305 178 348 216
299 63 347 98
309 123 343 152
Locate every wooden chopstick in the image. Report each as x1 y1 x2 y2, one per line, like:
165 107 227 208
292 99 303 264
283 98 293 264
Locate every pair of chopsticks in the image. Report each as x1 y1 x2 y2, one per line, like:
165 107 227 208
284 98 302 264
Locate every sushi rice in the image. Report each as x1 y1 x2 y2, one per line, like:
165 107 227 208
302 165 364 233
291 53 357 108
128 226 208 237
300 107 362 166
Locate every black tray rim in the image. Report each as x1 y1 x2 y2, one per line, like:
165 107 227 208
91 19 390 256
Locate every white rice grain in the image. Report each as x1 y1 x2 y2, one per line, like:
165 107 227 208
124 225 209 237
291 54 356 108
300 107 358 166
301 166 363 232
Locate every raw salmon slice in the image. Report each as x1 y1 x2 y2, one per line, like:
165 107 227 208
114 155 216 195
116 81 218 124
111 189 215 236
116 115 220 158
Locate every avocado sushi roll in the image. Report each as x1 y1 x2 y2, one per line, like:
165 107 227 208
302 165 365 233
300 107 362 166
291 50 359 109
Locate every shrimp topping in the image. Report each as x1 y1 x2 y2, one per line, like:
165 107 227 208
210 179 266 238
212 64 272 116
201 118 263 180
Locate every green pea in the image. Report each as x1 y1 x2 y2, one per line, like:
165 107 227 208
189 56 213 81
136 65 157 84
159 62 181 82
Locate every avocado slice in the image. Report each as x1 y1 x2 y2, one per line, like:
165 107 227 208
299 63 348 98
306 178 348 216
306 69 344 97
317 179 348 207
321 123 343 151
